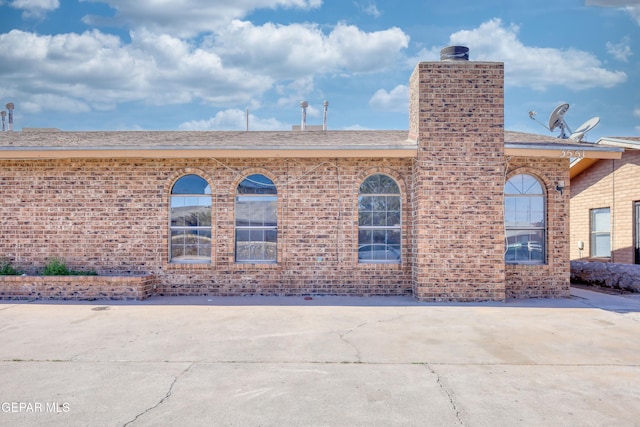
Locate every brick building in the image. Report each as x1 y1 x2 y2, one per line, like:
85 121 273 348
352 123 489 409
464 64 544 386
0 49 623 301
570 137 640 264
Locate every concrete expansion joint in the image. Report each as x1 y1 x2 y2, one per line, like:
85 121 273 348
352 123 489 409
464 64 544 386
424 363 464 426
123 362 194 426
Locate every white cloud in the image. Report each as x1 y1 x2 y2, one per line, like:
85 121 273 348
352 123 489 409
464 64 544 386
0 10 408 115
212 20 409 78
343 124 372 130
326 24 408 72
606 36 632 62
275 77 316 108
129 29 273 106
0 29 273 113
178 108 287 130
0 29 145 104
21 94 92 114
404 47 440 67
585 1 640 25
626 6 640 24
585 0 640 5
634 108 640 117
369 85 408 112
357 1 381 18
81 0 323 38
448 19 627 90
9 0 59 18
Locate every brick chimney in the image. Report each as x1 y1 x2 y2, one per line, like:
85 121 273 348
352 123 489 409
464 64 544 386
410 47 506 301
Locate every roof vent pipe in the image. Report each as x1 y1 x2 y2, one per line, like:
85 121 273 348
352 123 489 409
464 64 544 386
440 46 469 61
322 100 329 131
300 100 308 131
5 103 14 131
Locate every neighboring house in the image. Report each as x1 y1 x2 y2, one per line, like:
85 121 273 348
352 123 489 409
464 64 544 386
0 48 623 301
570 137 640 264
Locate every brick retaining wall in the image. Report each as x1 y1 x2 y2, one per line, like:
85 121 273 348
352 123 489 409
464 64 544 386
0 274 156 300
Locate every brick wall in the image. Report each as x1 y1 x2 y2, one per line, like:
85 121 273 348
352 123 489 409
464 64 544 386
570 151 640 264
409 60 507 301
0 58 575 301
0 157 414 297
506 158 570 298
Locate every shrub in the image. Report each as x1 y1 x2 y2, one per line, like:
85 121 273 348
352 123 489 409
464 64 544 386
42 259 97 276
0 261 22 276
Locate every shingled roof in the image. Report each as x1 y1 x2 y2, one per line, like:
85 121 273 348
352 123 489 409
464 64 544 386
0 128 623 160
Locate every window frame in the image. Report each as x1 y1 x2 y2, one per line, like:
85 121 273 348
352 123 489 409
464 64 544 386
357 174 402 264
504 173 546 265
169 174 212 264
234 174 278 264
590 207 611 259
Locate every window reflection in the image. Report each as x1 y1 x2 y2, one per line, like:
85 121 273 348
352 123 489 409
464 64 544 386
235 174 278 263
358 174 401 263
170 175 212 263
504 174 546 264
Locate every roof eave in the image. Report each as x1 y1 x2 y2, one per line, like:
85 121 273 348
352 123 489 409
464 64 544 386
505 143 623 160
0 145 419 160
595 137 640 150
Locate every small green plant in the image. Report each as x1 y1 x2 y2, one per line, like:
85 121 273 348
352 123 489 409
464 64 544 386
42 259 97 276
0 261 23 276
42 258 70 276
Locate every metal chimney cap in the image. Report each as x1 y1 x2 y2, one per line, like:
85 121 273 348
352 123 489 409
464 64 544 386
440 46 469 61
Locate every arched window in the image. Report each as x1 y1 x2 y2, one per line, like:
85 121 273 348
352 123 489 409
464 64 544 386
504 174 545 263
235 174 277 263
358 174 401 263
170 174 212 263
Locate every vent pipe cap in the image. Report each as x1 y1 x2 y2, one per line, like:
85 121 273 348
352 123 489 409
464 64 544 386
440 46 469 61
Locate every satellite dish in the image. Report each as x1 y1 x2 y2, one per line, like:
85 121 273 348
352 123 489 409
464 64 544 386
529 102 601 141
548 103 570 133
569 116 600 142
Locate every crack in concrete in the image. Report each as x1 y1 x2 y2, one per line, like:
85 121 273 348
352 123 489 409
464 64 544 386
336 314 406 363
338 321 367 363
424 364 464 426
123 362 194 426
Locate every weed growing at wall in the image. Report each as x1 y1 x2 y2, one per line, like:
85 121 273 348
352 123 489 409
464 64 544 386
0 261 22 276
42 259 97 276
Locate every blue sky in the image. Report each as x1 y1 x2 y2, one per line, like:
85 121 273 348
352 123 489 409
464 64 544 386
0 0 638 141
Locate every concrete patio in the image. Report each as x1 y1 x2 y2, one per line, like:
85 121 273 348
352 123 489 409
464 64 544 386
1 287 639 426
